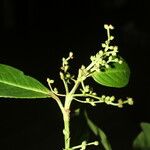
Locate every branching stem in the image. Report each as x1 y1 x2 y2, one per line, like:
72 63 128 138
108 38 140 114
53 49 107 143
50 24 132 150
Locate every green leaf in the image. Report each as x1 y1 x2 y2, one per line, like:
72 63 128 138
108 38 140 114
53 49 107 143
92 59 130 88
133 122 150 150
84 111 112 150
0 64 52 98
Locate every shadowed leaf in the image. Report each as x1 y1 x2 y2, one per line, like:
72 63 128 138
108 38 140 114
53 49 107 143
84 111 112 150
92 59 130 88
133 122 150 150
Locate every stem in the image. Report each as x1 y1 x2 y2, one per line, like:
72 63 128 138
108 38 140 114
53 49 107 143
54 96 64 114
63 109 70 150
74 93 102 101
63 94 72 150
63 78 81 149
86 61 95 71
62 76 69 94
62 54 102 149
64 80 81 109
71 141 99 150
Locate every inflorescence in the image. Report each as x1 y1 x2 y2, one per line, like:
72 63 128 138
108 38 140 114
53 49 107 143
47 24 133 109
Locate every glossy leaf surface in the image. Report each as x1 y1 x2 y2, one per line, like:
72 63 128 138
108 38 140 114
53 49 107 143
0 64 52 98
92 60 130 88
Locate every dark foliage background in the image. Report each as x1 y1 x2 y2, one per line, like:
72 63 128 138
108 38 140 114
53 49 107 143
0 0 150 150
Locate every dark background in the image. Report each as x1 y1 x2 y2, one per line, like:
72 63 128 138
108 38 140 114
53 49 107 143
0 0 150 149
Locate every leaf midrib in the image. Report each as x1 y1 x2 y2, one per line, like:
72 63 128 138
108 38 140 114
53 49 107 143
0 80 50 95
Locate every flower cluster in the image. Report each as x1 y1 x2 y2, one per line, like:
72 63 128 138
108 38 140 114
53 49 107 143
72 79 133 108
100 95 134 108
89 24 123 73
60 52 75 84
73 92 133 108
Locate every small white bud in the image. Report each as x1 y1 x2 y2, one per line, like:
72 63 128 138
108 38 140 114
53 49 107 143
112 52 117 56
81 65 85 70
127 98 134 105
102 43 106 48
110 96 115 101
90 56 95 61
85 85 90 92
113 46 118 51
118 99 123 108
54 88 58 94
92 92 97 96
62 57 65 62
114 58 119 62
105 96 110 101
104 24 109 29
47 78 54 84
69 52 73 59
101 95 106 99
109 36 114 40
99 50 103 56
109 24 114 30
94 141 99 146
119 60 123 64
60 72 64 79
66 73 71 78
86 98 90 102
